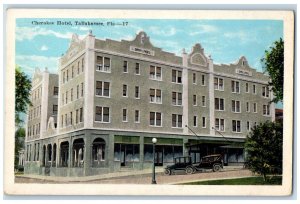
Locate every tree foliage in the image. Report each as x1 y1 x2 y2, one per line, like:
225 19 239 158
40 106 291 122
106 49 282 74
15 127 25 166
15 65 32 126
245 121 283 181
261 38 284 103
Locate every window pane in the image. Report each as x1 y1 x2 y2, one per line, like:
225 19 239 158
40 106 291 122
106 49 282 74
123 85 127 96
172 114 176 127
219 79 223 89
97 56 103 64
172 70 176 82
220 99 224 110
150 112 155 125
215 98 219 110
178 71 182 83
178 93 182 105
156 113 161 126
178 115 182 127
172 92 176 105
232 100 235 112
104 82 109 96
95 107 102 121
150 66 155 78
156 67 161 78
103 107 109 122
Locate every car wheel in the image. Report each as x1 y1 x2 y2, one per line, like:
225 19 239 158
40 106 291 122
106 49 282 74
185 166 194 175
213 164 221 172
164 168 171 175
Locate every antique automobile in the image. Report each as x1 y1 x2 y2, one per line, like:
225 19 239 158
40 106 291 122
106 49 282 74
164 154 224 175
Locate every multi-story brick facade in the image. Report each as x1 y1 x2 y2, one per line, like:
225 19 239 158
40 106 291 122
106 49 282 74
24 31 275 177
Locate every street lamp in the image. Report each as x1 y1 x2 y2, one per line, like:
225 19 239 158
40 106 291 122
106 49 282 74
152 137 157 184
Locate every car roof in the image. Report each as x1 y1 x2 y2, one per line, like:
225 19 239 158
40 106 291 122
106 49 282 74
202 154 222 158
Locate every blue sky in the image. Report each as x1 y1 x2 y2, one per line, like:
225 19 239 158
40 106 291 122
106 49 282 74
16 18 283 77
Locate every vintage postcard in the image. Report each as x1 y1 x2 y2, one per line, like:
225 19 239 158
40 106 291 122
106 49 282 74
4 9 294 196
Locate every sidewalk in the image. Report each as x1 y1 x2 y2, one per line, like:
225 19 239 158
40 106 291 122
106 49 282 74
16 166 245 183
16 167 165 182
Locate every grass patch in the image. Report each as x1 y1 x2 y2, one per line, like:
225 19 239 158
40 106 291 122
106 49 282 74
180 176 282 185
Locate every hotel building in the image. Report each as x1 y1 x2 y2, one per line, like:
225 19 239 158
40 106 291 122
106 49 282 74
24 31 275 176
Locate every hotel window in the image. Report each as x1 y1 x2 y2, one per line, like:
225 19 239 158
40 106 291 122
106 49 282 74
123 61 128 73
201 75 206 86
215 98 225 111
66 91 68 104
150 112 162 126
135 63 140 75
71 88 73 101
82 58 84 72
231 80 240 93
253 103 257 113
80 107 83 122
95 106 110 122
70 112 73 125
135 110 140 123
172 114 182 128
247 121 250 131
172 70 182 83
77 61 80 74
193 95 197 106
232 120 241 133
215 118 225 132
96 81 110 97
232 100 241 113
246 102 250 112
172 92 182 106
214 77 224 90
253 84 256 94
71 66 74 78
202 96 206 107
76 109 79 124
193 116 198 127
123 84 128 97
246 83 249 93
76 85 79 99
202 117 206 128
96 56 111 72
193 73 197 84
53 87 59 96
262 86 270 98
123 109 128 122
149 89 161 103
63 72 65 83
263 104 270 116
65 114 68 126
150 65 162 80
66 70 69 82
81 83 84 97
53 105 58 115
135 86 140 99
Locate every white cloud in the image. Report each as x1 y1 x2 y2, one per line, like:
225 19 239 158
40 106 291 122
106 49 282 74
149 26 177 36
151 39 182 55
189 24 218 36
16 26 74 41
223 31 257 43
16 55 59 76
40 45 48 51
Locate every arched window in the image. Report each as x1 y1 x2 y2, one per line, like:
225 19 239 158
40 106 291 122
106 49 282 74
72 138 85 167
92 138 106 166
60 141 69 167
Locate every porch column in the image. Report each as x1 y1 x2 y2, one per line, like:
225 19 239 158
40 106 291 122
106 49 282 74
45 145 48 164
108 134 115 172
56 142 60 167
83 131 92 176
139 136 144 170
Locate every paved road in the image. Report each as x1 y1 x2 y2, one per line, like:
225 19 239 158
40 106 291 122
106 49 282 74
15 169 253 184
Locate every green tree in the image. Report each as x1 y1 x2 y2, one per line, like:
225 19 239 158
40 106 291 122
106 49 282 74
15 65 32 126
15 127 25 166
245 121 283 181
261 38 284 103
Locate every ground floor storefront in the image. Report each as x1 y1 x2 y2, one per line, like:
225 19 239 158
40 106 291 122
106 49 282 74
24 129 245 177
